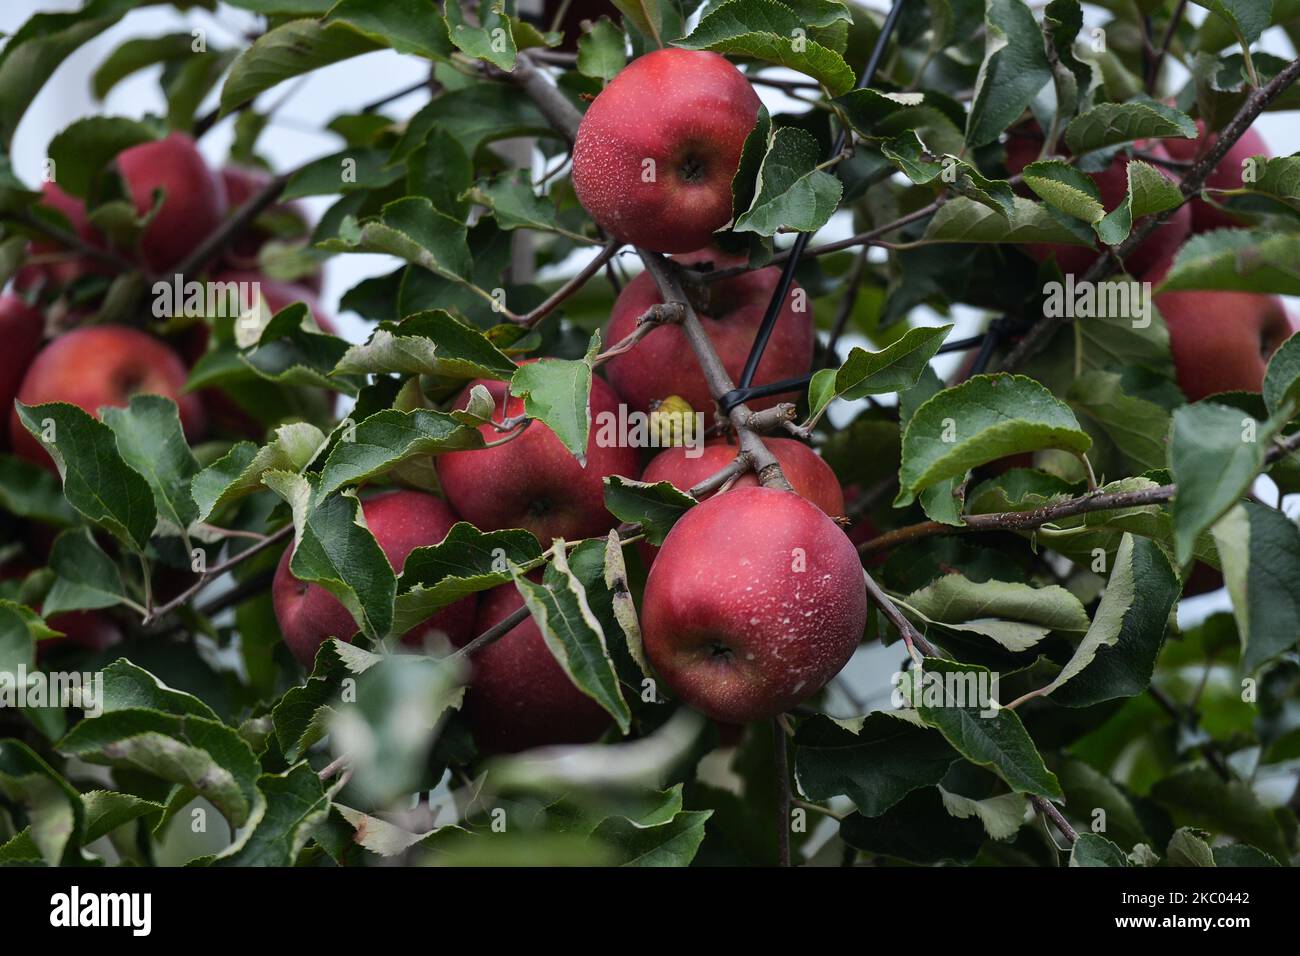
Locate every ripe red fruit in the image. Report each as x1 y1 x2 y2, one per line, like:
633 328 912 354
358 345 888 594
604 254 814 424
572 49 761 253
1004 125 1191 277
9 325 206 470
1163 124 1270 233
272 490 476 666
644 437 844 514
641 486 867 723
1147 254 1294 400
435 372 642 541
117 132 227 273
453 581 611 753
0 296 45 448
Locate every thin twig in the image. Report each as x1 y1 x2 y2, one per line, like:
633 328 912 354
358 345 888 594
1029 794 1078 845
773 716 792 867
145 524 293 624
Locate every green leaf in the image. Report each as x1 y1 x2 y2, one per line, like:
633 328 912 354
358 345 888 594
794 712 958 816
1212 502 1300 672
1063 101 1197 154
509 337 598 459
938 787 1028 840
14 401 156 551
675 0 856 95
577 16 627 81
1170 402 1271 566
406 127 473 218
1067 371 1172 474
1262 332 1300 418
394 524 543 634
242 303 361 394
901 573 1090 651
1041 534 1180 707
281 148 405 200
1019 159 1105 224
59 709 261 828
733 125 842 236
190 422 326 523
1191 0 1273 46
325 0 452 59
91 32 197 99
314 408 482 502
1070 833 1131 866
602 476 696 546
319 197 473 284
220 18 383 115
907 659 1062 797
466 170 573 237
0 454 76 526
513 547 631 733
591 808 712 866
263 473 397 641
46 116 158 198
1150 768 1289 862
840 787 986 864
443 0 516 70
0 0 141 149
965 0 1053 148
41 528 135 617
328 654 465 805
895 374 1092 506
923 196 1096 246
0 740 84 865
0 601 50 673
807 325 951 422
1096 161 1184 247
1155 229 1300 296
205 763 330 866
1213 844 1282 866
1166 827 1217 866
1057 758 1149 850
880 133 1015 217
334 310 517 380
99 659 221 720
81 789 163 843
101 395 200 537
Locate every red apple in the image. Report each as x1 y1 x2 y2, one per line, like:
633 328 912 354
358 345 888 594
452 580 611 753
1005 125 1191 277
10 325 206 470
0 296 45 448
117 132 227 273
1164 123 1269 233
1148 254 1294 400
435 371 642 541
571 48 761 253
641 485 867 723
272 489 477 666
603 252 814 424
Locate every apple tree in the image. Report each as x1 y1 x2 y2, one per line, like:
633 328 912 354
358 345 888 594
0 0 1298 869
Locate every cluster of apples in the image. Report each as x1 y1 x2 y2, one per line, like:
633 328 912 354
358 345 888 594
1 133 328 654
1005 122 1295 399
274 49 869 754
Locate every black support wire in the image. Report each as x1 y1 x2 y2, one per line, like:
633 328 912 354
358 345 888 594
717 0 911 416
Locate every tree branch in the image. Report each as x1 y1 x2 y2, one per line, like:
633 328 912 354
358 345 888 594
1029 794 1078 845
518 239 621 327
172 172 290 280
144 524 293 624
